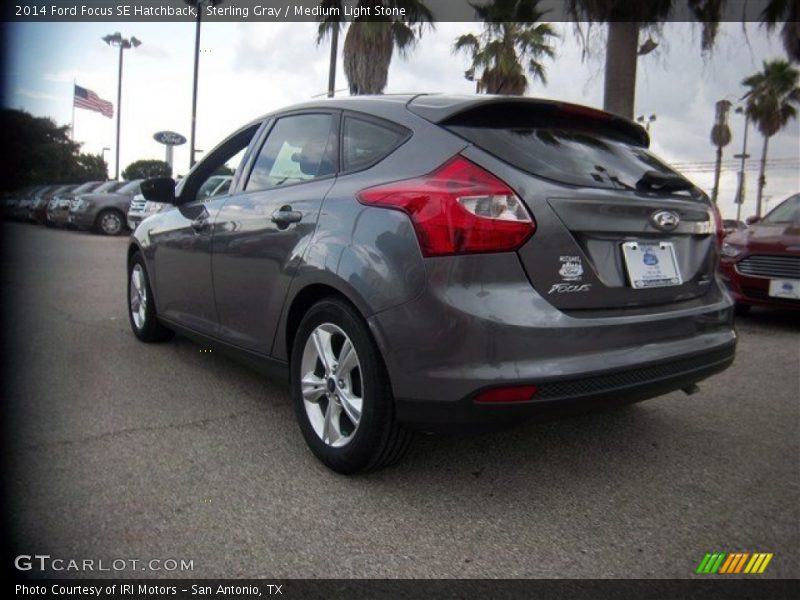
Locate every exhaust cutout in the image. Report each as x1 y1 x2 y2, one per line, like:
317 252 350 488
682 384 700 396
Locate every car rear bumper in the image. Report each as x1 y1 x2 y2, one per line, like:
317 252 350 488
393 342 735 432
720 260 800 310
367 253 736 431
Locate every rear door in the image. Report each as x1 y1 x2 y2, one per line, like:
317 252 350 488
211 111 338 354
443 103 718 311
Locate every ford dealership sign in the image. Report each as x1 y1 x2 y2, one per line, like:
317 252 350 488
153 131 187 146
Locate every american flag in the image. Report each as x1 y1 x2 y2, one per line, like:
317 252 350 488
73 85 113 118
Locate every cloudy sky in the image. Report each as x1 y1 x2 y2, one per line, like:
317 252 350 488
3 19 798 219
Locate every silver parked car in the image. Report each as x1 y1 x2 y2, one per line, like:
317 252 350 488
68 179 142 235
127 95 736 473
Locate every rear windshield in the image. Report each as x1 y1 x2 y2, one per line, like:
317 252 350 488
447 124 690 192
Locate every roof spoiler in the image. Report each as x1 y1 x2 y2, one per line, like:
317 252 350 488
407 95 650 147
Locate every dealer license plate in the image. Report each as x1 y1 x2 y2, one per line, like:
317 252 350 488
621 241 682 289
768 279 800 300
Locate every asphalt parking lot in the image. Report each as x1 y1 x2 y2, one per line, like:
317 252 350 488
3 221 798 579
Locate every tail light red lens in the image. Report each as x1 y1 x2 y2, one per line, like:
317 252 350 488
357 156 535 257
474 384 539 404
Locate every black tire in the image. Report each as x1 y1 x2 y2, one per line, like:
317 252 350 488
127 252 174 343
291 298 412 474
95 208 125 236
734 303 752 316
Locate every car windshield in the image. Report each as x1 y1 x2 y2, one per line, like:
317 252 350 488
72 182 99 194
762 195 800 224
94 181 122 193
117 180 142 194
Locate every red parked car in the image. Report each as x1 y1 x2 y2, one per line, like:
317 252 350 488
720 193 800 312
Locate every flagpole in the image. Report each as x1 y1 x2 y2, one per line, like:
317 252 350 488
71 79 76 140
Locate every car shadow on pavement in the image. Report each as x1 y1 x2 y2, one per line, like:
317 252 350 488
734 307 800 331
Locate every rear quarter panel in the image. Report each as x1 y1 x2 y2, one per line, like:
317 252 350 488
271 110 468 361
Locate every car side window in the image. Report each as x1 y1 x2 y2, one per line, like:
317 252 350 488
245 114 335 192
342 116 407 172
181 125 257 204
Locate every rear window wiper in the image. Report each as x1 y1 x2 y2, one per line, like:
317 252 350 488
636 170 693 193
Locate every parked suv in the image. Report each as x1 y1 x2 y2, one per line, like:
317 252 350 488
128 95 736 473
69 179 142 235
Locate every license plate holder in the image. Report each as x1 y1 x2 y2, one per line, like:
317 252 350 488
768 279 800 300
622 241 682 289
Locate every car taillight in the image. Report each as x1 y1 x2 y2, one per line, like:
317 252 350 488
710 202 725 249
357 156 535 257
474 384 539 404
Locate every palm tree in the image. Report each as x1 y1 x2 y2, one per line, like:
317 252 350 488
566 0 701 118
741 60 800 217
761 0 800 63
567 0 797 119
316 1 433 95
453 0 557 95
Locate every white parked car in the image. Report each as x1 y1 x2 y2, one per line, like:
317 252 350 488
127 175 231 230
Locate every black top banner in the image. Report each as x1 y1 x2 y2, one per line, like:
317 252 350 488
4 0 774 23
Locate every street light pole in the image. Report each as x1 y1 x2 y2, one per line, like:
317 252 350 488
190 6 202 168
734 107 750 222
115 42 124 180
103 32 141 180
186 0 224 168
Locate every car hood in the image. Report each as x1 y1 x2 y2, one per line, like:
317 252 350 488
78 192 133 202
726 223 800 253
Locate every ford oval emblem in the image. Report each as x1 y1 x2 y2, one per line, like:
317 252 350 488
153 131 187 146
651 210 680 231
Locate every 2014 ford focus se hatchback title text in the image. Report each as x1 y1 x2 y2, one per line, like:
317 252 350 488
128 95 736 473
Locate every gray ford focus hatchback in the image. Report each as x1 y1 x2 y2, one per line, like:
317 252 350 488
128 95 736 473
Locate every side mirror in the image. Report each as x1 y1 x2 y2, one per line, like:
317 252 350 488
745 215 761 225
141 178 177 204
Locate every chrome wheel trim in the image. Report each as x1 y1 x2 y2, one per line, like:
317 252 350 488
300 323 363 448
129 264 147 330
101 212 122 234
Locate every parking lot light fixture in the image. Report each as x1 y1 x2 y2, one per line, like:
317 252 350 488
103 32 141 180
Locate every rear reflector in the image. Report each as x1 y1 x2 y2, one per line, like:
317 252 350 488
357 156 535 257
474 384 538 404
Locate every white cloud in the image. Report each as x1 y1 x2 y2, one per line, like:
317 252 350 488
14 88 63 102
3 21 797 215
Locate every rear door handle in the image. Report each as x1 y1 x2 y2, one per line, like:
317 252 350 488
271 205 303 229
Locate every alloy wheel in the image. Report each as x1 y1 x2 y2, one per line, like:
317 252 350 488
129 264 147 330
300 323 363 448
